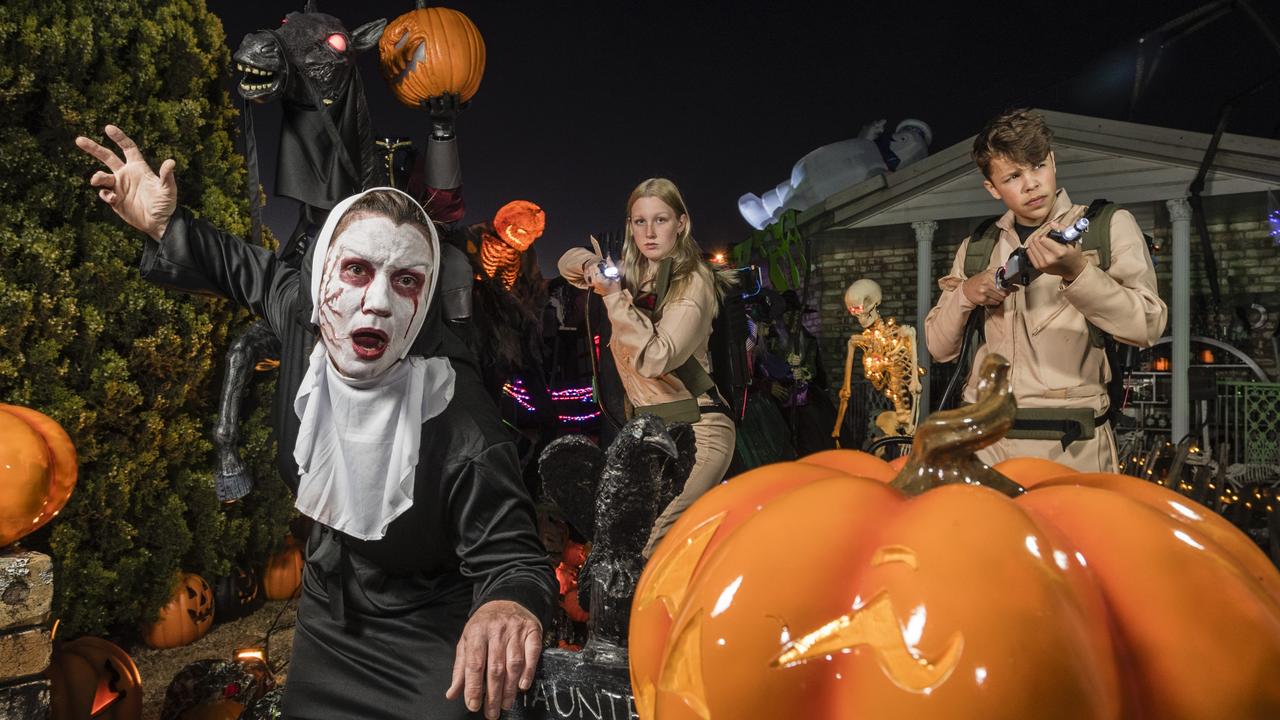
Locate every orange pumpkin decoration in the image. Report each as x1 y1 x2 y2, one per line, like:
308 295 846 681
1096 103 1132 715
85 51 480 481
378 5 485 108
262 537 304 600
47 636 143 720
144 573 214 649
630 355 1280 719
0 404 77 547
493 200 545 252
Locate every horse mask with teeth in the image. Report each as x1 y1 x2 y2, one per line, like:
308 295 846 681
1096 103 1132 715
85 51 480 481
233 3 386 213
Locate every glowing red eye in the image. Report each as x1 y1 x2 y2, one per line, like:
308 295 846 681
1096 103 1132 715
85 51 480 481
326 34 347 52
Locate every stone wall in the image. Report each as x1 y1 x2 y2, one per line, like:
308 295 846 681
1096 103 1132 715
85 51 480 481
0 548 53 719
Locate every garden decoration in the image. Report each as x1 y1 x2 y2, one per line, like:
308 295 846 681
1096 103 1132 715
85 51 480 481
46 636 142 720
143 573 215 650
0 404 76 547
631 354 1280 719
262 537 304 601
379 3 485 108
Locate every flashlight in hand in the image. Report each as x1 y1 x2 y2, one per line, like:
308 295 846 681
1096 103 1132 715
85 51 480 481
1047 217 1089 244
598 261 619 280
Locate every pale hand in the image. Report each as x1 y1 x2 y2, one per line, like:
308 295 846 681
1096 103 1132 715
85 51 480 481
445 599 542 719
1027 222 1087 282
74 125 177 241
582 234 620 297
962 268 1013 307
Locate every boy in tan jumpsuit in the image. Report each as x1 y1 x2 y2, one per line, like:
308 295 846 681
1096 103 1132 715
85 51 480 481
925 109 1167 472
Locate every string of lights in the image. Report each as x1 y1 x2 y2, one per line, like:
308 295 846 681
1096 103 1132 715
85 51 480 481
501 379 601 423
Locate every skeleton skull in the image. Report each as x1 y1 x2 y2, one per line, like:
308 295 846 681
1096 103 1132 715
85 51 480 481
844 278 882 329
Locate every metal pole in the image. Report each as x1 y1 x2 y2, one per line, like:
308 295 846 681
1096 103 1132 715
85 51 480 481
913 220 937 412
1168 198 1193 442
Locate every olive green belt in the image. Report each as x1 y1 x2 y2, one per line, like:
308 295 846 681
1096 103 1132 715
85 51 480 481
1006 408 1107 450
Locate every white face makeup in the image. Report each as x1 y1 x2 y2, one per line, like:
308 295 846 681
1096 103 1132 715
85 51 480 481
317 215 432 379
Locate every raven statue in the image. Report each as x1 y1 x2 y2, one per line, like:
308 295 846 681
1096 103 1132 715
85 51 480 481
538 414 697 661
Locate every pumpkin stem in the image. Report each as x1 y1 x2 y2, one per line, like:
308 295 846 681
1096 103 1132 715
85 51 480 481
890 354 1025 498
415 0 427 8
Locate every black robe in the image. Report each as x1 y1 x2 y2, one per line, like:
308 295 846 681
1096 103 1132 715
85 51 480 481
141 208 557 718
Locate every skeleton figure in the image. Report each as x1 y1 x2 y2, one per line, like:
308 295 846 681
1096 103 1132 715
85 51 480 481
477 200 545 290
833 278 924 445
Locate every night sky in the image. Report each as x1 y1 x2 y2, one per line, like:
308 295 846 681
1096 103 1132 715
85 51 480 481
208 0 1280 275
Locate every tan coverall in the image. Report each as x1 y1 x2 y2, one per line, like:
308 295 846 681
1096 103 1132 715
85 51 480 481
925 189 1167 472
558 248 736 555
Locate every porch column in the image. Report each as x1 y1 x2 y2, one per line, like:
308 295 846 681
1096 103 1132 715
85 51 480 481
912 220 937 412
1167 198 1192 442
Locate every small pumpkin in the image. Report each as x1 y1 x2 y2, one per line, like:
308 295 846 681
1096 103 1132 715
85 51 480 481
262 537 304 600
46 636 142 720
0 404 77 547
212 566 264 623
144 573 214 649
378 5 485 108
630 355 1280 719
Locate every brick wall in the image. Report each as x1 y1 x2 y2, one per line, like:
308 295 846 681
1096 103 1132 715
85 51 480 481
810 191 1280 407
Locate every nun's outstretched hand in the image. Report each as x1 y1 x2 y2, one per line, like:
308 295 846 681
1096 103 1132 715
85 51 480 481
74 125 176 241
446 599 542 719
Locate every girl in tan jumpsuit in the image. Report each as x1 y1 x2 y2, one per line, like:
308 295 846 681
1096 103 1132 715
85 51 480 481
558 178 736 556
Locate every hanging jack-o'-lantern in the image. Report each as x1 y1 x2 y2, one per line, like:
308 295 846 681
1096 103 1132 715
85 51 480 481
0 404 77 547
479 200 544 289
378 4 485 108
262 537 304 600
630 355 1280 719
143 573 214 649
47 635 143 720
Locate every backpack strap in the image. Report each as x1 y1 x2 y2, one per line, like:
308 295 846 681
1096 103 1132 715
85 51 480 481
1078 199 1117 348
962 215 1003 278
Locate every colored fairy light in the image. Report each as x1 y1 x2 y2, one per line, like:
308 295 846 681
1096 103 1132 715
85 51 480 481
1269 209 1280 244
501 378 599 423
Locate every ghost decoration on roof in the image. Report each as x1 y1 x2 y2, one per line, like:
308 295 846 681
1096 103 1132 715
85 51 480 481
738 118 933 230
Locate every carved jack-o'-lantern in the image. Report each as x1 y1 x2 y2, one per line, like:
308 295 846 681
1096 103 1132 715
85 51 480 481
479 200 544 289
0 404 77 547
212 566 264 623
47 636 143 720
630 355 1280 719
378 4 485 108
262 537 304 600
144 573 214 649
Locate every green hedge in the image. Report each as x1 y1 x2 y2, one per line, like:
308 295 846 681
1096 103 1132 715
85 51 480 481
0 0 294 637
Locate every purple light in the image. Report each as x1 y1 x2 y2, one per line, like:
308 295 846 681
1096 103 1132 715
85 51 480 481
1269 209 1280 244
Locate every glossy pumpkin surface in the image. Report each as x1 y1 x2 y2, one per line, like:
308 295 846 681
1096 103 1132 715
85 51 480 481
47 636 142 719
0 404 77 547
378 6 485 107
630 356 1280 720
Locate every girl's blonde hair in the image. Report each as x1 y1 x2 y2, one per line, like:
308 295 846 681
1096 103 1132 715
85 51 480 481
620 178 721 312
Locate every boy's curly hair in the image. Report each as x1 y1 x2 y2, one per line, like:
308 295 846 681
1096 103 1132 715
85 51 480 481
972 109 1054 178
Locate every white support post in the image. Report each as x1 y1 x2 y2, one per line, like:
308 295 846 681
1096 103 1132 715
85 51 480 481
912 220 937 413
1167 198 1192 442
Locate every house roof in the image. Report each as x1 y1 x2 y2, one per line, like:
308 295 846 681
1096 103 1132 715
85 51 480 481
797 109 1280 233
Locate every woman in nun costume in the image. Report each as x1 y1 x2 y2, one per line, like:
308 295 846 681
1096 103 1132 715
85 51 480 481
75 126 557 720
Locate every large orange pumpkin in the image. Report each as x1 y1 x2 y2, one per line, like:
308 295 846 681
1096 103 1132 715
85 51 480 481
47 636 143 720
378 5 485 108
0 404 77 547
144 573 214 649
262 537 304 600
630 356 1280 719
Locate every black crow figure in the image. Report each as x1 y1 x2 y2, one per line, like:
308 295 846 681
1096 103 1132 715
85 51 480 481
538 414 697 660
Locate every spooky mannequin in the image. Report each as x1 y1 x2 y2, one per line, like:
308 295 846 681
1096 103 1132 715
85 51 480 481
213 3 469 502
832 278 924 445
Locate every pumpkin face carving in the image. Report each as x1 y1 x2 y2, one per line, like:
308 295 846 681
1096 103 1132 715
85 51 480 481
378 6 485 108
212 566 264 623
630 356 1280 719
46 636 142 720
0 404 77 547
144 573 214 649
493 200 545 252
